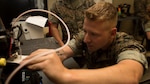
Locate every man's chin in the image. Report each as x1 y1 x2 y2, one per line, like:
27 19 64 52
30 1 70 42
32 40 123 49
88 47 100 53
88 48 95 53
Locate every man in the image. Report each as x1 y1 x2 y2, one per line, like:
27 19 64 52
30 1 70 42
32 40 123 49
50 0 95 46
49 0 95 67
21 2 148 84
134 0 150 52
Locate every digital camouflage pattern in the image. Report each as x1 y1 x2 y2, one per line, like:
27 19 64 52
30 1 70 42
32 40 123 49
134 0 150 21
134 0 150 31
50 0 95 42
68 31 148 69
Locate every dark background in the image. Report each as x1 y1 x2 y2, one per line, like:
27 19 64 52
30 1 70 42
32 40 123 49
0 0 48 29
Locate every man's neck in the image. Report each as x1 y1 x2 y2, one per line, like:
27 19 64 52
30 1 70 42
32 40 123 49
101 37 115 51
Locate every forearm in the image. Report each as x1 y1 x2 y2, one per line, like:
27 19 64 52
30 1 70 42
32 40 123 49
57 46 74 61
51 24 64 46
48 60 143 84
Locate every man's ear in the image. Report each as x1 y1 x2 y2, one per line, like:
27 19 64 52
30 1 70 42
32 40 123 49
111 28 117 36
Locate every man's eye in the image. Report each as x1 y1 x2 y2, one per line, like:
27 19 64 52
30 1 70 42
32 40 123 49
91 33 97 36
92 33 101 37
83 30 87 33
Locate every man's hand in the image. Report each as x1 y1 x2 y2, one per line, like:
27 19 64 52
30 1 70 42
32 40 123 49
20 49 65 72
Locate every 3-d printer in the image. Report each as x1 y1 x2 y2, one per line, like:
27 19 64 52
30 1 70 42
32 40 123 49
0 17 20 66
0 17 43 84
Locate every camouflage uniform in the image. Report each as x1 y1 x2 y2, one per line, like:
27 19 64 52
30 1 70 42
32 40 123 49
68 31 148 69
50 0 95 42
134 0 150 32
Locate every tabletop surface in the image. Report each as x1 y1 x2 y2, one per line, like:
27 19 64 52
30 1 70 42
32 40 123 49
20 37 60 55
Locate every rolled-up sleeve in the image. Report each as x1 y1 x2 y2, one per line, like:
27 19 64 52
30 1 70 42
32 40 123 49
68 31 85 55
117 50 148 70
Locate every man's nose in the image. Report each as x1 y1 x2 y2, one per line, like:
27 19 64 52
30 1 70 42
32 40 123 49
84 33 91 43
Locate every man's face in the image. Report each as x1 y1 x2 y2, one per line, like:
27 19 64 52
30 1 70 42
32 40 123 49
83 18 116 53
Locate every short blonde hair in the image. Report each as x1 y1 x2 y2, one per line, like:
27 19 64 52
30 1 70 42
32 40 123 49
85 1 118 28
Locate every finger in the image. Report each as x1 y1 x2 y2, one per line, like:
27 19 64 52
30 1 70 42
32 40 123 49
29 49 50 57
25 55 53 70
26 53 62 70
22 49 52 61
21 53 49 65
27 61 45 70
